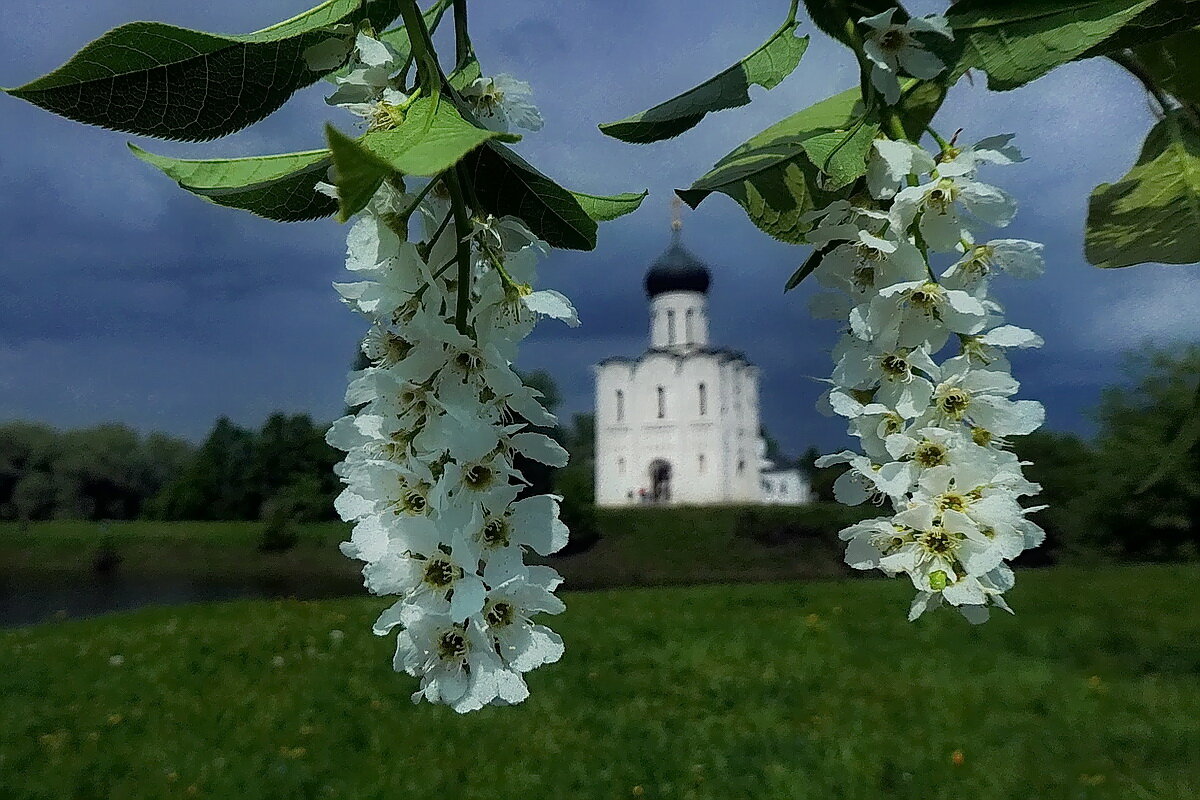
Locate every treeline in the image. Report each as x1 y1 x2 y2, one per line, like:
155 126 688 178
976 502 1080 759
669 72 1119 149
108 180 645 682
0 414 339 523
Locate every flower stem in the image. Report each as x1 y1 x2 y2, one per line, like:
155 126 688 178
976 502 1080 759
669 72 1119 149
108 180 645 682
445 169 474 334
454 0 473 70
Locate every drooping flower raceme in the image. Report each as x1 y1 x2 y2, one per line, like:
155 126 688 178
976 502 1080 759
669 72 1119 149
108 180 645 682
324 36 575 712
812 131 1047 624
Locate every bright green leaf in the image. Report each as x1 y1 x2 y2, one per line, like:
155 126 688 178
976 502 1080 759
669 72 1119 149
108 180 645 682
1086 111 1200 268
570 191 649 222
463 143 598 251
599 19 809 143
128 144 336 222
325 125 394 222
358 95 519 178
942 0 1157 91
4 0 406 141
675 87 864 243
802 121 881 191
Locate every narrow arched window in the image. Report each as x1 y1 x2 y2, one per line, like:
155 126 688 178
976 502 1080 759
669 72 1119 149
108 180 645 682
616 390 625 421
618 457 626 475
657 386 666 419
698 382 707 416
698 454 706 473
685 308 694 344
666 310 676 345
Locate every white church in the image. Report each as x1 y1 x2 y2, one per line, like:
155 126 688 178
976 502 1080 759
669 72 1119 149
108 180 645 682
593 213 810 507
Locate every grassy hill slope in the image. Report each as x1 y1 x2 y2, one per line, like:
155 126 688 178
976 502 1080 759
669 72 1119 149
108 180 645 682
2 565 1197 799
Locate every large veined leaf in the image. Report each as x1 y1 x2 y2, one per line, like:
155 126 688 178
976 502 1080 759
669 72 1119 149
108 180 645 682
676 82 943 243
570 191 649 222
321 95 518 220
4 0 405 141
463 143 598 251
1086 110 1200 268
1130 30 1200 110
129 145 336 221
598 17 809 143
360 95 519 176
941 0 1158 90
1079 0 1200 56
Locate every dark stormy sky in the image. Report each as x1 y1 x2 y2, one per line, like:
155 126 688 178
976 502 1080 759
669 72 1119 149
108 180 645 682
2 1 1198 455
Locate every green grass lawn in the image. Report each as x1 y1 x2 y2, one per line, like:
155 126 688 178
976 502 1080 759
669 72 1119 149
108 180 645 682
2 565 1198 799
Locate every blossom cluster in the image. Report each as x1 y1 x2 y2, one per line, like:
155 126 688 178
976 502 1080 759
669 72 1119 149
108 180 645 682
323 34 574 711
809 130 1048 623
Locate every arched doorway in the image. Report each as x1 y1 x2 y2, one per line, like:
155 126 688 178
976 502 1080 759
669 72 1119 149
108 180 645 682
649 459 672 503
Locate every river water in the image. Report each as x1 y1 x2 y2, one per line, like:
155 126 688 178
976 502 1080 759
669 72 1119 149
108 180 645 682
0 573 361 628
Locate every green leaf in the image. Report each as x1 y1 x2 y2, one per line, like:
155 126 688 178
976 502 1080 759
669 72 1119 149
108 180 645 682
4 0 405 141
325 125 394 222
463 143 598 251
448 57 483 92
677 81 943 243
128 144 336 222
801 120 882 190
1086 111 1200 268
598 19 809 143
784 241 836 292
941 0 1158 91
570 191 649 222
1080 1 1200 56
359 95 519 177
674 87 865 242
1130 30 1200 110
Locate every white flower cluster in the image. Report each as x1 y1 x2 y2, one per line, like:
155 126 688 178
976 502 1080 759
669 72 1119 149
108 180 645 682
323 35 578 712
809 133 1048 623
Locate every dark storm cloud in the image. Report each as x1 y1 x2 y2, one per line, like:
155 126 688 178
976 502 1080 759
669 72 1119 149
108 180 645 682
1 1 1197 452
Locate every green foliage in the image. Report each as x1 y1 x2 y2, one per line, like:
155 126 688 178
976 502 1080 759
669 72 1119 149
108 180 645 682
324 125 396 221
464 143 599 250
570 190 649 222
677 82 941 244
1086 110 1200 268
257 503 302 553
599 13 809 143
940 0 1157 91
0 423 192 522
1131 30 1200 110
327 0 455 83
1079 0 1200 56
129 145 336 222
4 0 406 141
1076 347 1200 559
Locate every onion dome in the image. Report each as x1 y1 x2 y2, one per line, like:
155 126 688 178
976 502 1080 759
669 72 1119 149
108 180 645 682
644 227 711 298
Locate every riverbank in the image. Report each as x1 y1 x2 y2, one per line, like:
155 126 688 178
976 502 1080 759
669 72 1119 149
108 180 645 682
0 504 871 586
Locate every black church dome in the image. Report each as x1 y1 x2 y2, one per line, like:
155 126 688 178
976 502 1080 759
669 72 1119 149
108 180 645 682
644 229 712 298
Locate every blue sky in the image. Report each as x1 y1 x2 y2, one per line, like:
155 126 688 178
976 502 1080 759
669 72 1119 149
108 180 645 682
2 0 1198 455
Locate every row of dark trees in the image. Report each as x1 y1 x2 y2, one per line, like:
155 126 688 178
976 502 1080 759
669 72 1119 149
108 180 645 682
0 414 340 523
